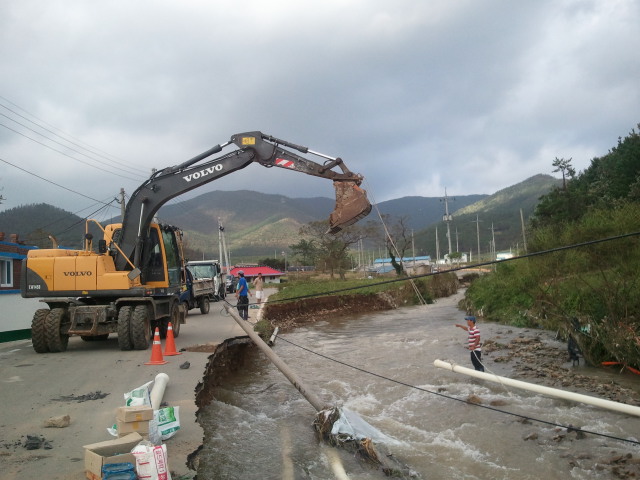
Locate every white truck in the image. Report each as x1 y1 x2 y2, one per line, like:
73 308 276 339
184 260 226 314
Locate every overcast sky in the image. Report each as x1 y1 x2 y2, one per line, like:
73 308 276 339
0 0 638 221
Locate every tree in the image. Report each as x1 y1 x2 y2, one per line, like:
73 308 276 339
289 238 317 266
299 220 375 279
258 257 285 271
552 157 575 191
379 215 413 276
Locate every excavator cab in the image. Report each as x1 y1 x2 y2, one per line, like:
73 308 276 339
328 181 372 234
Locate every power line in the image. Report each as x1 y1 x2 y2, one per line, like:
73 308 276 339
277 333 639 446
0 121 143 182
0 156 115 206
0 96 149 175
219 231 640 445
257 230 640 305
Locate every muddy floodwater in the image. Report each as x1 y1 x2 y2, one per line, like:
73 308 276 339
197 292 640 479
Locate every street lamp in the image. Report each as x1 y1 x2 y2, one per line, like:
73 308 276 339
281 251 287 273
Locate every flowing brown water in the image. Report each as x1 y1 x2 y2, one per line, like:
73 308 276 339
197 292 640 479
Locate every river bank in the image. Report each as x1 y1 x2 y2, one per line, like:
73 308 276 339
199 288 640 479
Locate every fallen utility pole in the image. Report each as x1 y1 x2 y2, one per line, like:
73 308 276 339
223 304 325 411
434 359 640 417
223 304 413 477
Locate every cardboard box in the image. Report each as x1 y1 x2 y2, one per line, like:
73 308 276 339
83 432 142 479
116 418 150 436
116 405 154 423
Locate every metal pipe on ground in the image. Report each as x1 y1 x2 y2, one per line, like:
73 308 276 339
223 304 412 478
434 359 640 417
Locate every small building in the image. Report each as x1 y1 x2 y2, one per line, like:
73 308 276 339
229 266 285 284
0 233 41 342
372 255 431 274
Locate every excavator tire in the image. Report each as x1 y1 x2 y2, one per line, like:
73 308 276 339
131 304 152 350
117 305 134 351
170 301 181 338
199 296 210 315
31 308 50 353
45 308 70 353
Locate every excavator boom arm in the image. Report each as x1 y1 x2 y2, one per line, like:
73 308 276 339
115 131 371 271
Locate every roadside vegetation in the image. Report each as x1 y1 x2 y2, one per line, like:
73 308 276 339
463 125 640 369
266 272 459 306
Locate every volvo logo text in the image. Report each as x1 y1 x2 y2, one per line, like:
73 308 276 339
63 271 93 276
183 165 223 182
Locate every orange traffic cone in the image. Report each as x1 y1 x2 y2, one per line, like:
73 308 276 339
145 327 168 365
164 322 181 356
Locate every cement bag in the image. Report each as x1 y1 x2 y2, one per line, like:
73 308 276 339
148 406 180 445
131 441 172 480
156 406 180 440
125 380 153 407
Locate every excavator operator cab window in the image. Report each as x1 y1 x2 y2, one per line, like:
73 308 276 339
141 228 165 283
162 228 181 287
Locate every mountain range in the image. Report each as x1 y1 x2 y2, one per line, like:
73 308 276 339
0 174 560 261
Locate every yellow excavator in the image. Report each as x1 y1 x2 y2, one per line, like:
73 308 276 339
20 131 372 353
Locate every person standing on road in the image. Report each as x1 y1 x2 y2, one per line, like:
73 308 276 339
455 315 484 372
254 272 264 304
235 270 251 320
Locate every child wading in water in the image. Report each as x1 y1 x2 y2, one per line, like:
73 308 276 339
455 315 484 372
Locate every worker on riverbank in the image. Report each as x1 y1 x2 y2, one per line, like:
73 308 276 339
455 315 484 372
254 272 264 304
235 270 251 320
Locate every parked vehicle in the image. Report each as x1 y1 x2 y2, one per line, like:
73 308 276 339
226 275 236 293
184 260 225 314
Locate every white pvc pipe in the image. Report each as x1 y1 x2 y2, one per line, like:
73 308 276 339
150 372 169 410
434 359 640 417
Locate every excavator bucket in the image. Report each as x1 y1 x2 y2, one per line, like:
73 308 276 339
327 181 372 234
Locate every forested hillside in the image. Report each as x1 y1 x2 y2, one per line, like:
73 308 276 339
464 125 640 369
0 203 87 248
414 175 559 258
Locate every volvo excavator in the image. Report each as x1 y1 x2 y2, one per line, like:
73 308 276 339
20 131 372 353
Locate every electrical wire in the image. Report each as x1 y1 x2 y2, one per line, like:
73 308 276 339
0 156 116 206
276 333 639 446
0 121 143 182
365 180 428 306
259 230 640 305
226 231 640 446
0 96 149 175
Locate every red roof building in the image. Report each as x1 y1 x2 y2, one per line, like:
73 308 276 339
229 266 284 283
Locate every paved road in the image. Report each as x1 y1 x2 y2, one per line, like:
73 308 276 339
0 295 259 480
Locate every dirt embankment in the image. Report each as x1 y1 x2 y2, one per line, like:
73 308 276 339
262 292 398 330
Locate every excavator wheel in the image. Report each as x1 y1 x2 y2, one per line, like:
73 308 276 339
199 296 210 315
130 304 152 350
45 308 70 353
31 308 50 353
117 305 134 351
170 301 181 338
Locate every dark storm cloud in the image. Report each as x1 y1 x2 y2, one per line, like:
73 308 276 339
0 0 637 215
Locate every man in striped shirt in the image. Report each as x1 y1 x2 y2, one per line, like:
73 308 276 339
455 315 484 372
